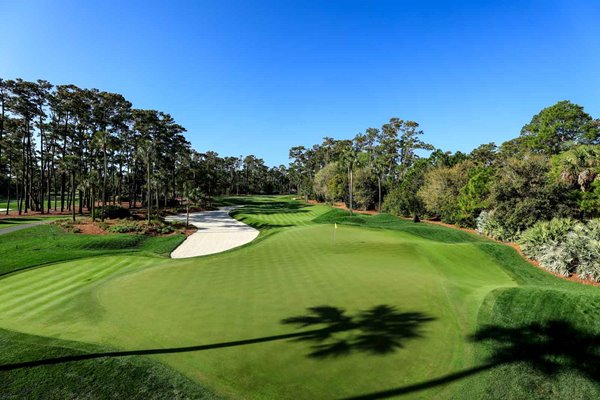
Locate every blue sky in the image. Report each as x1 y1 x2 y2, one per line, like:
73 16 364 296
1 0 599 166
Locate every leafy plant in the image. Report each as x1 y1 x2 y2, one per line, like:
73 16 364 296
519 218 600 281
108 224 143 233
94 205 131 220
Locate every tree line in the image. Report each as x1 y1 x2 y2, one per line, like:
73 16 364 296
0 78 290 221
289 100 600 240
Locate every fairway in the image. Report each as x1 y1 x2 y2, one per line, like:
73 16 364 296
0 197 598 399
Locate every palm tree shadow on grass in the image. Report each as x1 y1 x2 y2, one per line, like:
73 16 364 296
0 305 433 372
281 305 435 358
341 319 599 400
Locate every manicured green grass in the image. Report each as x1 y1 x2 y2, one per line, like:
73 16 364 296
0 328 220 399
0 216 65 230
0 197 80 211
0 196 598 399
0 224 185 276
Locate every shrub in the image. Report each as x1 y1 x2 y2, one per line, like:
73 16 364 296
476 210 516 241
108 224 143 233
53 219 81 234
489 155 577 240
313 162 346 203
96 222 110 231
519 218 600 281
567 221 600 281
519 218 577 259
418 161 474 224
94 205 130 220
536 242 572 276
156 226 174 234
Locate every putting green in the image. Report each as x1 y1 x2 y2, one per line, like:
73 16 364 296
2 197 598 399
0 213 520 399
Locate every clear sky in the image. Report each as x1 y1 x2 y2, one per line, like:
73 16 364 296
1 0 599 166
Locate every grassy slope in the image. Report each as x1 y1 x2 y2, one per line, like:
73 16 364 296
0 196 597 399
0 226 218 399
0 328 219 400
0 224 185 276
0 217 61 230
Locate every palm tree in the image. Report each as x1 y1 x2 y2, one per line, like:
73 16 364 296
552 145 600 192
339 139 358 214
184 185 203 226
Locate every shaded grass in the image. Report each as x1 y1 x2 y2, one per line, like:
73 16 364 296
0 224 185 277
0 328 220 400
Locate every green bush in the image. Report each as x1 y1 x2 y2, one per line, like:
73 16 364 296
519 218 577 258
94 205 130 219
476 210 517 241
53 219 82 234
568 221 600 281
108 224 143 233
519 218 600 281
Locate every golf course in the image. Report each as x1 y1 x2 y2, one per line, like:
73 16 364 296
0 196 598 399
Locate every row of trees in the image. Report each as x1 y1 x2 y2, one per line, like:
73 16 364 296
289 119 432 213
291 101 600 240
0 78 290 221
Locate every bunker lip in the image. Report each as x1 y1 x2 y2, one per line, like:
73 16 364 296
165 206 259 258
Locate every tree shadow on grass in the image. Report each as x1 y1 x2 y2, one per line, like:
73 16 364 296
0 305 433 372
281 305 435 358
340 319 599 399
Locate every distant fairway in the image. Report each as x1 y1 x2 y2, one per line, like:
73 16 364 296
0 196 598 399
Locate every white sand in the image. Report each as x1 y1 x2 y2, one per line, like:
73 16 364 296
165 206 259 258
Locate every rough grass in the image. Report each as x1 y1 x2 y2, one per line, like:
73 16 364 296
0 196 598 399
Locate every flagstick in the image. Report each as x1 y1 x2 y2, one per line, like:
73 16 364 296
333 223 336 245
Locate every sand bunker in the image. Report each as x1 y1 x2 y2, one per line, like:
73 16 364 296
165 206 258 258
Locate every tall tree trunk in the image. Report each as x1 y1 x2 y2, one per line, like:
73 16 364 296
91 186 96 222
101 144 107 221
5 156 11 215
147 160 151 224
348 164 353 215
0 90 4 175
17 160 22 215
60 171 66 212
71 171 76 222
60 127 67 212
118 162 123 206
53 160 58 211
78 189 83 215
23 125 30 213
377 175 382 212
47 142 53 212
186 199 190 226
39 114 45 214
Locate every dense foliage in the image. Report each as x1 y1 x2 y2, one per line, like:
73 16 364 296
0 77 291 222
288 101 599 266
519 218 600 281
